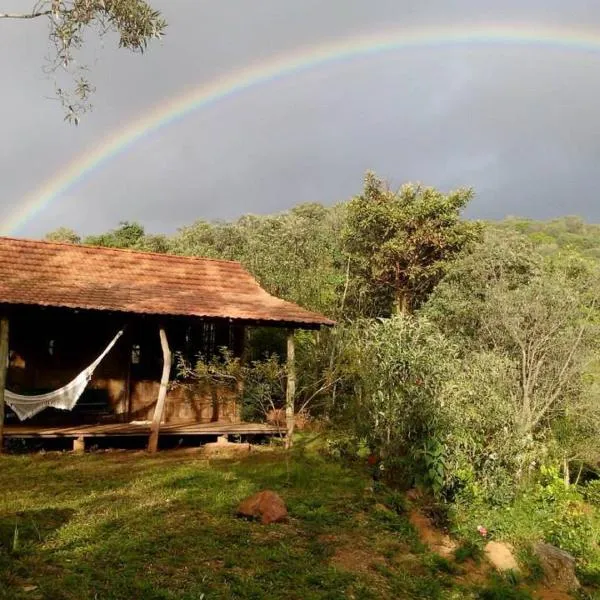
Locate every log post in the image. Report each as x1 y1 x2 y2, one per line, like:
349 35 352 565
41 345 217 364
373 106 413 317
285 329 296 449
0 317 8 454
148 326 171 454
234 325 249 424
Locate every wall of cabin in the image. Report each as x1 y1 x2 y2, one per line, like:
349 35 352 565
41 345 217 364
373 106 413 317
4 306 243 426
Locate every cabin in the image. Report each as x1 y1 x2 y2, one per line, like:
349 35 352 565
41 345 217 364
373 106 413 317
0 236 333 452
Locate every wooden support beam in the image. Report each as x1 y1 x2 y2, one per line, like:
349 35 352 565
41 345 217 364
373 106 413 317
0 317 8 454
234 325 249 424
285 329 296 450
148 326 171 453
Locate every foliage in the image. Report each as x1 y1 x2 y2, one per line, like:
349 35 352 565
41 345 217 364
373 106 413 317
1 1 166 123
452 466 600 570
343 172 481 315
44 226 81 244
83 220 147 248
175 347 284 424
583 480 600 506
171 203 346 316
477 575 533 600
322 430 365 462
454 540 483 564
497 215 600 260
333 315 457 491
177 338 343 427
423 229 542 339
423 231 600 500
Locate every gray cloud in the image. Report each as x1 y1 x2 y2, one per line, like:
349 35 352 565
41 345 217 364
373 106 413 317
1 0 600 237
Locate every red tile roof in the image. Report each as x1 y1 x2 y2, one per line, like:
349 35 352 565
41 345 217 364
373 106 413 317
0 237 334 327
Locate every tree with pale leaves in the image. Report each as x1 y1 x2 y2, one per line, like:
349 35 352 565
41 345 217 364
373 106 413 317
1 1 166 123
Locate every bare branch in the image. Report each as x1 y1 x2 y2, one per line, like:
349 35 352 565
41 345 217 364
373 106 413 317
530 323 587 430
0 10 52 18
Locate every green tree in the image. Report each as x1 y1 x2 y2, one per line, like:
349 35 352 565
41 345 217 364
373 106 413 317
423 228 542 339
171 203 346 316
83 221 146 248
335 315 457 493
425 235 600 491
1 1 166 123
44 226 81 244
343 172 481 316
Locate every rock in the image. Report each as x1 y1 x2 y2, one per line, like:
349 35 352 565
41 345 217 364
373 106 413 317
237 490 288 524
484 541 520 573
534 542 580 591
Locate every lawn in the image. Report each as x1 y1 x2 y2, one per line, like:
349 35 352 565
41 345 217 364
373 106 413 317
0 445 557 599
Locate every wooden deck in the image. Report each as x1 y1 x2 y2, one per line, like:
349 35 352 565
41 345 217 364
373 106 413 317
3 421 282 439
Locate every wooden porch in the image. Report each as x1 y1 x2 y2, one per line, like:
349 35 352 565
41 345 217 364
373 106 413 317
3 421 282 440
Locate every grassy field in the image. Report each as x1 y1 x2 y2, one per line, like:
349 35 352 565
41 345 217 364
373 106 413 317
0 444 569 600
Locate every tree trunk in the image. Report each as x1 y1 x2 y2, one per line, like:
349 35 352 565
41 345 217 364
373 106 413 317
563 456 570 488
235 326 249 424
285 329 296 450
148 326 171 454
393 291 410 315
0 317 8 454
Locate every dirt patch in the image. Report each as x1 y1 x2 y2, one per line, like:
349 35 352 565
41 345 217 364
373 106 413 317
532 588 576 600
317 533 339 544
326 532 386 575
454 558 491 586
409 509 458 557
331 544 385 574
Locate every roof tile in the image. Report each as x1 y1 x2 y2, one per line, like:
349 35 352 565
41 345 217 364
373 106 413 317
0 237 334 326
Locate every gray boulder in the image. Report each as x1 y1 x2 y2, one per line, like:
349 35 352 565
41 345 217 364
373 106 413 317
534 542 580 591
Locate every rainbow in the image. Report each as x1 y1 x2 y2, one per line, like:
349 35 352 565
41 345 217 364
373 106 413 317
4 23 600 235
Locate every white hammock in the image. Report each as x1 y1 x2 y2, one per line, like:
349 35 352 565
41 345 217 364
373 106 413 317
5 330 124 421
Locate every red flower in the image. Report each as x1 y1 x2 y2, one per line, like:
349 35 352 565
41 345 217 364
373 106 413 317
367 454 379 466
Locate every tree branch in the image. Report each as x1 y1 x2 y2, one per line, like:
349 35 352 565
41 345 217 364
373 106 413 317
530 323 587 430
0 11 52 19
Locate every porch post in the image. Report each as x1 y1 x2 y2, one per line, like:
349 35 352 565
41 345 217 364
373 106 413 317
0 317 9 454
148 325 171 454
285 329 296 449
234 325 249 424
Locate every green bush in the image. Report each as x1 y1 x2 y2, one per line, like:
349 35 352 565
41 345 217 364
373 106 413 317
532 467 598 559
454 540 484 564
322 431 362 461
583 479 600 506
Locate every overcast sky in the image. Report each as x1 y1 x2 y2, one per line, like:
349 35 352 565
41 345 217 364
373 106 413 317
1 0 600 237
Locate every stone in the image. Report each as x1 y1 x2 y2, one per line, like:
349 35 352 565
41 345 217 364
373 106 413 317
484 541 520 573
237 490 288 524
534 542 580 591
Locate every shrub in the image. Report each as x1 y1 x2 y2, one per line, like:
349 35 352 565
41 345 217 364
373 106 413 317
583 479 600 506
